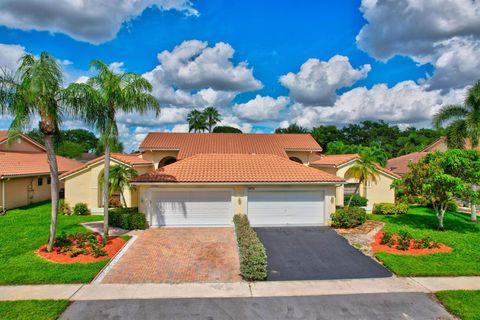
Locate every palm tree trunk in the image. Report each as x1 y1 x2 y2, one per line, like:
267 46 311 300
103 144 110 242
120 189 127 208
45 134 60 252
346 184 361 208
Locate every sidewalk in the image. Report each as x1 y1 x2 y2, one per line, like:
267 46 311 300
2 276 480 301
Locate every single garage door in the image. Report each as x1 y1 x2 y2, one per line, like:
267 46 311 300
149 189 233 226
247 189 325 226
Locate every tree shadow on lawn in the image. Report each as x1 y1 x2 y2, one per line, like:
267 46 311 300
375 207 479 234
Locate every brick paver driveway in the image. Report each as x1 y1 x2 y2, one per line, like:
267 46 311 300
101 228 242 283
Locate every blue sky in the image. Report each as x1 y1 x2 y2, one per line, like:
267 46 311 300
0 0 478 150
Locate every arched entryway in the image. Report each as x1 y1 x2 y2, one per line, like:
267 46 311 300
158 156 177 168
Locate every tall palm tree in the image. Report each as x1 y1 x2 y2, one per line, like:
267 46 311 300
63 60 159 240
203 106 221 133
99 165 138 208
345 157 379 208
187 109 207 132
433 80 480 222
0 52 65 251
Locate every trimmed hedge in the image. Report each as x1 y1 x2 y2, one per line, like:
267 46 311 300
331 207 366 228
109 208 148 230
372 202 409 215
73 203 90 215
233 214 267 281
344 194 368 207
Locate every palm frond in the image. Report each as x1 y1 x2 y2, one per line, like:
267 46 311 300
432 104 468 129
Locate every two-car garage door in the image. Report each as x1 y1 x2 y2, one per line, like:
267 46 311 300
149 188 325 227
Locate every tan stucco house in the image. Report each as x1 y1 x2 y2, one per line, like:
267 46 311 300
0 130 81 212
60 132 398 227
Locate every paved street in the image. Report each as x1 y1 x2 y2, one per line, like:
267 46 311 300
60 292 452 320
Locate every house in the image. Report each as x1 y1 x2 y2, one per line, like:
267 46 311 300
310 154 399 206
0 130 82 212
60 132 398 226
386 152 427 177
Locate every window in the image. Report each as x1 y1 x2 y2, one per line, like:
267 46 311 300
47 177 51 184
289 157 303 164
37 177 43 186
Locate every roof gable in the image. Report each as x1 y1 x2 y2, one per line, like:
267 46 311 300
139 133 322 159
0 130 46 153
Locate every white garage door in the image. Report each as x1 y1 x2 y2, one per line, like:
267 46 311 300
247 190 325 226
149 189 233 226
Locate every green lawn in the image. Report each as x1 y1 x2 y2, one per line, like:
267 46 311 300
0 300 70 320
0 201 108 284
370 206 480 276
436 290 480 320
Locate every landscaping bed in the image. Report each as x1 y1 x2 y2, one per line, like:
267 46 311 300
37 233 126 264
372 231 453 256
369 206 480 276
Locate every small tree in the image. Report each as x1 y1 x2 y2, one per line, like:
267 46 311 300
203 106 221 133
187 109 207 132
400 151 477 230
99 165 138 208
345 157 380 208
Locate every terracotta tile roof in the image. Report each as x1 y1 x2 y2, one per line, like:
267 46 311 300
133 154 344 184
374 163 401 179
139 132 322 159
387 152 426 176
0 152 82 178
310 154 360 166
59 153 153 179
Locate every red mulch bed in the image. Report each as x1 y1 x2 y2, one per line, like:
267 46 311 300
372 232 453 256
37 237 126 264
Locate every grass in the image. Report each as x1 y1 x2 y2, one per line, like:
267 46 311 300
0 300 70 320
369 206 480 276
436 290 480 320
0 201 108 284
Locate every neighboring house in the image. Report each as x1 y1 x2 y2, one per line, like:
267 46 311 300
0 130 81 212
60 133 398 227
386 152 427 177
310 154 399 206
422 137 480 152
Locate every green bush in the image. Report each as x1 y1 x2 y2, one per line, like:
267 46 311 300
344 194 368 207
331 207 366 228
58 199 72 215
446 201 458 212
109 208 147 230
233 214 267 281
373 202 409 215
72 203 90 215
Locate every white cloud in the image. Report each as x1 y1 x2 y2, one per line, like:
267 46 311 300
357 0 480 89
288 81 467 128
218 115 253 133
0 0 198 44
279 56 371 105
108 62 125 74
157 40 262 92
0 43 26 71
233 95 289 122
171 124 189 132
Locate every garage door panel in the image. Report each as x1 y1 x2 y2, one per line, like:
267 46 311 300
248 190 325 226
150 190 233 226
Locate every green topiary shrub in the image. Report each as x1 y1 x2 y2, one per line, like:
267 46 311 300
73 203 90 215
109 208 147 230
373 202 409 215
58 199 72 215
344 194 368 207
233 214 267 281
331 207 366 228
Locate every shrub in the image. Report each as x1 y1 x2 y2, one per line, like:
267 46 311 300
446 201 458 212
73 203 90 215
380 231 394 246
109 208 147 230
233 214 267 281
58 199 72 215
331 207 366 228
344 194 368 207
397 230 412 250
373 202 409 215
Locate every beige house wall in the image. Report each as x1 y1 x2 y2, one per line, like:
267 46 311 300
1 175 52 210
137 184 337 224
141 150 179 169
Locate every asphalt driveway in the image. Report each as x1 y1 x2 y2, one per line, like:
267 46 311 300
254 227 391 281
60 293 452 320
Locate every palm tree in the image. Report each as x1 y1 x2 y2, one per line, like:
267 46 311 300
187 109 207 132
0 52 65 251
99 165 138 208
203 106 221 133
345 157 379 208
62 60 159 240
433 80 480 222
